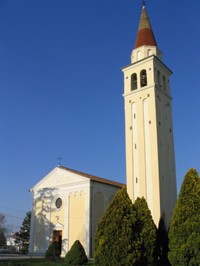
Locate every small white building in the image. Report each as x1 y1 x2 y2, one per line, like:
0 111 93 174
6 234 16 247
29 165 123 257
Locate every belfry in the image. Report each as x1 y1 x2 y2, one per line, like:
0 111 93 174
122 3 177 226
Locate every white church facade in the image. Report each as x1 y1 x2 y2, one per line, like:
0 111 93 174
29 3 177 258
29 165 123 257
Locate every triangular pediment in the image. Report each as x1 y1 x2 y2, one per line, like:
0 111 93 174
30 166 89 191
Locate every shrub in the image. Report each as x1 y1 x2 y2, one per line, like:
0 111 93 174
45 242 60 260
65 240 88 265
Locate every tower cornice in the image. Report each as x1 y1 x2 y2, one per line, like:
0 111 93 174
122 55 172 75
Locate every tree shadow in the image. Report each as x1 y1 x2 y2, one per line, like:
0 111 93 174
29 187 68 256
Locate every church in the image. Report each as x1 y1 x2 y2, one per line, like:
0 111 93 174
29 3 177 258
28 165 123 257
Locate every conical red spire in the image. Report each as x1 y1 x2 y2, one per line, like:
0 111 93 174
134 5 157 49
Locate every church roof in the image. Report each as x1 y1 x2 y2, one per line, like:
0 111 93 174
135 5 157 49
58 165 124 188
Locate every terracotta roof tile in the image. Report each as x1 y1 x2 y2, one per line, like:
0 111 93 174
135 6 157 49
58 165 124 188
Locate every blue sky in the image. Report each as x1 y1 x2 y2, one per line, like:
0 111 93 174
0 0 200 232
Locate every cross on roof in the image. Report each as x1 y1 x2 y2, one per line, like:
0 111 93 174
57 155 63 166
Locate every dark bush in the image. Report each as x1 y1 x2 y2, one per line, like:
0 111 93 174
65 240 88 265
45 242 60 260
156 215 170 265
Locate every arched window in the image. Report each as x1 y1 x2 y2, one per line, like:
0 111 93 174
131 73 137 91
140 69 147 87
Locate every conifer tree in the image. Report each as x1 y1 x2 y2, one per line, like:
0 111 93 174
94 186 137 266
0 213 6 248
15 211 31 254
0 231 6 248
168 168 200 266
134 197 157 265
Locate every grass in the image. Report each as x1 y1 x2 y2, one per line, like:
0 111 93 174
0 259 62 266
0 258 95 266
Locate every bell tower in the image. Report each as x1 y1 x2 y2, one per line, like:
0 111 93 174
122 4 177 226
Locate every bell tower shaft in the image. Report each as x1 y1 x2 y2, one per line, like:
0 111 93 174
122 5 177 226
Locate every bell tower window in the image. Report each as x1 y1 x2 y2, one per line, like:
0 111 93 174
131 73 137 91
157 71 161 87
140 69 147 87
163 75 167 91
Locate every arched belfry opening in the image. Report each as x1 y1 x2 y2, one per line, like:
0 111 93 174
140 69 147 87
131 73 138 91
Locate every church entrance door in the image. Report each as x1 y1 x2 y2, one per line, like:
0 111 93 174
53 230 62 253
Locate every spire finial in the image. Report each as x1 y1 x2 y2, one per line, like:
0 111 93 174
142 0 146 7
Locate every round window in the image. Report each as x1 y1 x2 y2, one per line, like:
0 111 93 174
55 198 62 209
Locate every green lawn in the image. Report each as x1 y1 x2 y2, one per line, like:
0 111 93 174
0 258 95 266
0 259 63 266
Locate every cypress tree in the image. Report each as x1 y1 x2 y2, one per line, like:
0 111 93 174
94 186 137 266
168 168 200 266
133 197 157 265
